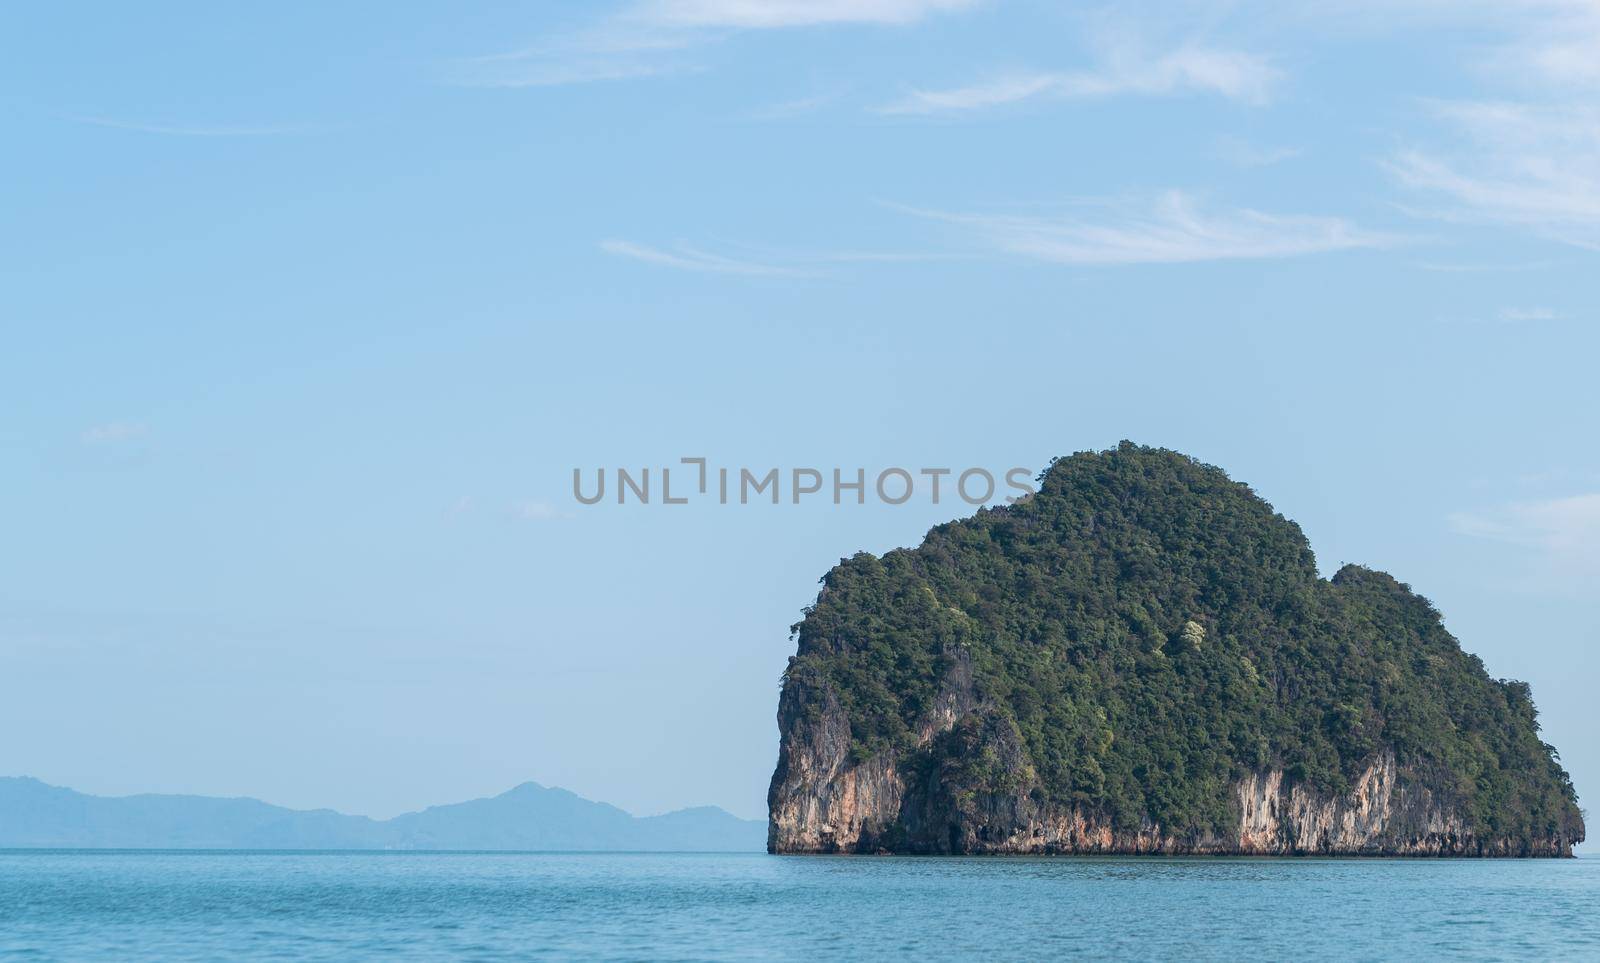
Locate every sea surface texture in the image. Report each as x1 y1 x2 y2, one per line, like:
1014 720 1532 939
2 851 1597 959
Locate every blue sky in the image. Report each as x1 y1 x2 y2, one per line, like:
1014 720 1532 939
3 1 1597 835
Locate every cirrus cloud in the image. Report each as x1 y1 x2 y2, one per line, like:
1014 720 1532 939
450 0 983 88
1389 101 1600 249
878 45 1281 114
636 0 981 29
600 240 812 276
1451 492 1600 584
897 191 1395 265
82 421 149 444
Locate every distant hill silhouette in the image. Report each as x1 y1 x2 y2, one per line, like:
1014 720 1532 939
0 777 765 851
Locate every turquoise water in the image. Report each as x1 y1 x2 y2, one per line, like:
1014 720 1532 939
2 851 1597 960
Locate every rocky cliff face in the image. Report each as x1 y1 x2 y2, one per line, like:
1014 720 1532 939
769 680 1576 856
767 444 1584 857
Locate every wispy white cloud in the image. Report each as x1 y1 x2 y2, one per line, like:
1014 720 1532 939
1264 1 1600 89
1213 137 1303 168
1454 494 1600 549
453 0 979 88
1258 3 1600 247
1389 101 1600 249
878 45 1280 114
448 54 687 88
1415 260 1558 273
70 116 305 137
81 421 148 444
600 240 812 276
742 89 844 120
1439 0 1600 90
600 239 962 275
636 0 982 29
1499 306 1564 322
1451 492 1600 581
513 500 574 521
897 191 1393 265
442 24 700 88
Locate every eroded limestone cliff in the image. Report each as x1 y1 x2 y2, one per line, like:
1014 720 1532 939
769 686 1571 855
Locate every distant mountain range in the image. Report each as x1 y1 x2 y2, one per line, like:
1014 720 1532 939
0 777 766 851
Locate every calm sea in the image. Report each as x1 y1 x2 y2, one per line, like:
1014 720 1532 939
1 851 1597 960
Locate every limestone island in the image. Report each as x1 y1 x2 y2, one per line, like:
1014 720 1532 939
769 444 1584 856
